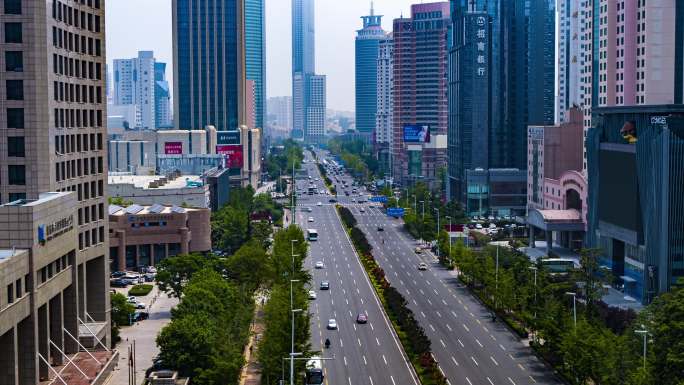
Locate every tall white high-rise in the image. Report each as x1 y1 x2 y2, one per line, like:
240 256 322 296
556 0 581 124
113 51 157 129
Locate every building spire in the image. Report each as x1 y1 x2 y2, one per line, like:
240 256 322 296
370 1 374 16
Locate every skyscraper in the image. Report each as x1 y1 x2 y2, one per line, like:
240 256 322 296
556 0 581 124
355 5 385 135
375 34 393 176
173 0 245 131
292 0 326 143
392 2 450 190
154 62 173 128
0 0 112 382
113 51 157 129
245 0 265 130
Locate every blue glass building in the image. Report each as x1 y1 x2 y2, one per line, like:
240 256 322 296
355 6 385 135
245 0 265 130
173 0 240 131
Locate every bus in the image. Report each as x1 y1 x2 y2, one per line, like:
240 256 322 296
307 229 318 241
305 357 324 385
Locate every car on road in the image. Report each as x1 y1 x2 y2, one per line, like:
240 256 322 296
360 207 365 213
315 261 324 269
307 207 313 212
418 262 428 271
135 301 146 309
328 198 337 203
134 311 149 321
414 247 422 254
475 223 483 229
317 202 322 206
327 319 338 330
308 290 317 300
377 226 384 231
356 313 368 324
320 281 330 290
308 217 314 222
351 198 356 203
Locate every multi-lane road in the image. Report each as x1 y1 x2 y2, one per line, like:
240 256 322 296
296 149 561 385
295 156 418 385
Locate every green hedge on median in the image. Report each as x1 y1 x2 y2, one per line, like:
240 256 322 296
128 284 154 296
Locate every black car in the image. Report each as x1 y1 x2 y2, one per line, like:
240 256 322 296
145 357 169 378
134 311 150 321
328 198 337 203
111 271 127 278
320 281 330 290
377 226 384 232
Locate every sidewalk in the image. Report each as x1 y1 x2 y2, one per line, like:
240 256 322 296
239 293 267 385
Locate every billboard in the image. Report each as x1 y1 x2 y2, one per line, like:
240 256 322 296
387 208 405 218
370 196 389 203
216 145 244 169
217 131 241 145
164 142 183 154
403 124 430 143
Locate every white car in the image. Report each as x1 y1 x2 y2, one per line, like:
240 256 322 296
308 290 317 300
327 319 338 330
418 262 428 271
317 202 322 206
308 217 314 222
315 261 324 269
360 207 365 213
307 207 313 212
475 223 483 229
135 301 146 309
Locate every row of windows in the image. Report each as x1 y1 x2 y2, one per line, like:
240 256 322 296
2 164 25 185
53 0 101 28
78 225 105 251
55 132 103 155
54 108 103 129
39 253 71 285
78 202 104 225
53 53 102 80
52 26 102 57
5 274 27 309
55 156 104 182
53 81 103 104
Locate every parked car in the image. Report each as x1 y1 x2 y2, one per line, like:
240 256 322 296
308 290 317 300
134 311 149 321
110 279 128 288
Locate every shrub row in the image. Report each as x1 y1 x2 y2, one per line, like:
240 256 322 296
128 284 154 296
336 205 447 385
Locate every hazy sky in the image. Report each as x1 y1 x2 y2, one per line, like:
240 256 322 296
106 0 420 112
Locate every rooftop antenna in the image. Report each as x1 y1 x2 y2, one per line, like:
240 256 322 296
370 1 374 16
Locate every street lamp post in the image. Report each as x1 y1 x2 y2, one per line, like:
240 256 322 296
445 216 452 255
291 240 299 278
635 327 649 371
434 208 440 259
566 292 577 327
290 277 302 385
495 245 499 310
529 266 538 318
419 200 425 244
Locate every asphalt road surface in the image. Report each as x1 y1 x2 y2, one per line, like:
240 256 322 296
304 149 564 385
295 153 418 385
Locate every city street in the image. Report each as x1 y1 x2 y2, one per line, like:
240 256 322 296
308 150 562 385
295 155 418 385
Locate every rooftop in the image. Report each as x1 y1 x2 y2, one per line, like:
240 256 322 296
0 248 26 261
108 174 204 190
109 204 197 216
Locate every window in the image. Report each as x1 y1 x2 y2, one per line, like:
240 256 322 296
4 22 22 43
8 164 25 185
6 108 23 128
6 79 23 100
5 51 22 71
8 192 25 202
3 0 21 14
8 136 24 157
7 283 13 304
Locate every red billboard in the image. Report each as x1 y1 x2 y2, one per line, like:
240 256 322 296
216 145 244 168
164 142 183 154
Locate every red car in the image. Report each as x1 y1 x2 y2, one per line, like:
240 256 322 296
356 313 368 324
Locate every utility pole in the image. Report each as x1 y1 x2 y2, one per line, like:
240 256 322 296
434 208 440 259
290 279 301 385
291 161 296 225
495 245 499 310
635 327 649 371
445 215 452 255
566 292 577 327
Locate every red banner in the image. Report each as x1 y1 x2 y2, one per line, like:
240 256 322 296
164 142 183 154
216 145 244 168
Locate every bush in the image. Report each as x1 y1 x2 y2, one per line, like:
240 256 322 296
128 284 154 296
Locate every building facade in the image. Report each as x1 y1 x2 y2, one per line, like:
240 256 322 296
245 0 265 130
587 106 684 304
305 74 326 143
113 51 157 129
108 174 210 208
154 62 172 128
172 0 244 131
375 35 393 176
0 0 113 382
556 0 581 124
392 3 450 190
267 96 293 131
355 6 385 135
109 204 211 271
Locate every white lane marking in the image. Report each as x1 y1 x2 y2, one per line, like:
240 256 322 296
451 310 458 318
471 356 479 366
421 311 426 318
363 355 367 365
427 299 433 306
446 324 452 332
343 356 347 366
436 311 442 318
429 324 435 332
475 339 483 348
442 299 448 306
487 377 494 385
438 366 445 376
458 339 464 347
529 375 536 383
383 355 387 365
360 298 364 304
439 339 446 348
376 337 380 346
419 289 425 295
466 377 473 385
358 338 362 346
353 324 356 331
491 334 497 341
451 356 459 366
390 376 396 385
508 377 517 385
346 299 349 305
518 363 526 371
413 299 418 305
340 339 344 347
463 324 470 332
499 344 506 351
433 289 439 295
490 356 499 366
348 377 352 385
370 323 374 331
369 377 373 385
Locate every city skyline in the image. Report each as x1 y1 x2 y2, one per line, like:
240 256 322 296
106 0 421 112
